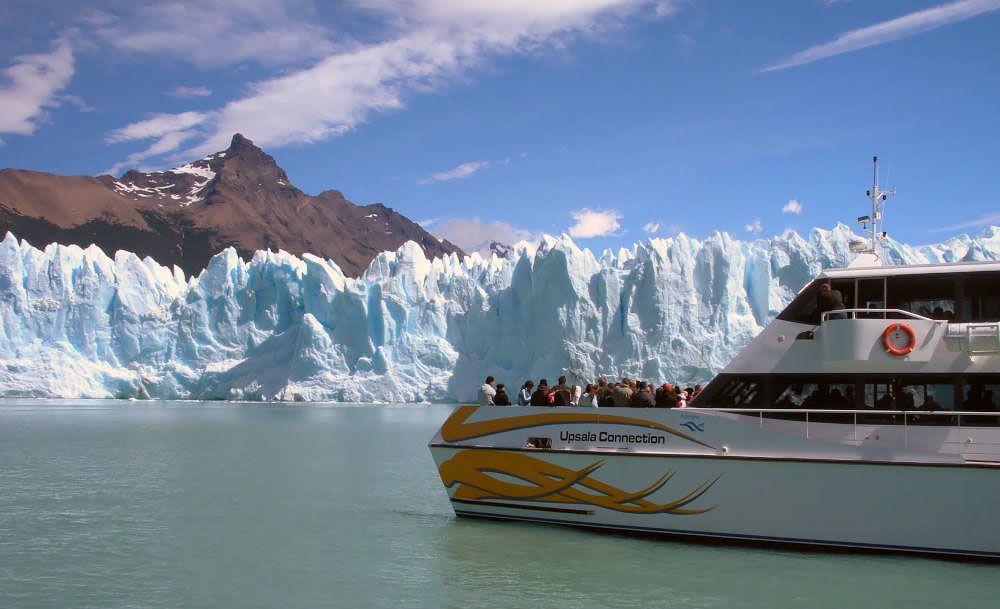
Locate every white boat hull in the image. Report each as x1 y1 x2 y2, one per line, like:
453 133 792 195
429 406 1000 557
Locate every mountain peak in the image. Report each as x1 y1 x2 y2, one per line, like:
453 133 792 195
226 133 261 155
210 133 290 190
0 134 463 277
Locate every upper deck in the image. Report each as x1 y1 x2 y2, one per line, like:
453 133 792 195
778 261 1000 327
701 259 1000 428
818 259 1000 281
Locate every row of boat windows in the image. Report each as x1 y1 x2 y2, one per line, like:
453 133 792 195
697 375 1000 425
777 272 1000 324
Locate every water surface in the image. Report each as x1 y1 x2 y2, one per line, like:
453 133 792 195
1 400 998 609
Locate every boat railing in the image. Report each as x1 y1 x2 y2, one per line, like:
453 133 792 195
820 308 935 322
685 407 1000 447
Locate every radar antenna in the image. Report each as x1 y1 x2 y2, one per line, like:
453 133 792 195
852 155 895 261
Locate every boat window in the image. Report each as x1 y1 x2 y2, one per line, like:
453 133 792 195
693 375 761 408
772 379 855 409
887 275 956 320
898 381 955 410
959 274 1000 322
773 381 809 408
776 280 824 324
961 378 1000 426
863 381 896 409
856 278 885 319
716 377 761 408
962 378 1000 412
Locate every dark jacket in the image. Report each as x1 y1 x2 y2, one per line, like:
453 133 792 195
553 388 571 406
530 388 551 406
818 288 845 312
493 390 511 406
632 390 655 408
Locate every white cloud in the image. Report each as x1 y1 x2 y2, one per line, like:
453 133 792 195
169 85 212 98
761 0 1000 73
782 198 803 214
103 110 209 174
426 217 537 256
643 221 661 234
59 94 94 112
105 111 209 143
0 38 75 136
569 208 623 238
928 212 1000 233
104 128 202 175
745 218 763 234
106 0 677 167
418 160 490 184
87 1 336 69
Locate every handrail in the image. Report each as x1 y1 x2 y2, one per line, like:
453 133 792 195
820 308 935 322
686 407 990 416
685 407 1000 446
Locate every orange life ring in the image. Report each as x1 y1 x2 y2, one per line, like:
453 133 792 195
882 323 917 356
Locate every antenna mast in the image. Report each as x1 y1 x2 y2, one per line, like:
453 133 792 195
858 155 895 258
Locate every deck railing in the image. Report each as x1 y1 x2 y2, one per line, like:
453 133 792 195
685 407 1000 448
820 308 935 322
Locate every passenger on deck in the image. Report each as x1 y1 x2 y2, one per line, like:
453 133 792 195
612 380 634 407
570 384 582 406
579 384 599 407
552 376 569 396
654 383 672 407
598 378 614 405
518 380 534 406
530 379 551 406
632 382 655 408
493 383 511 405
817 282 846 321
478 376 496 406
553 383 572 406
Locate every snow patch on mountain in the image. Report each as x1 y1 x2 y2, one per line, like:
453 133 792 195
1 225 998 401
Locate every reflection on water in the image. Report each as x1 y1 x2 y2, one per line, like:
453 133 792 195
1 401 998 609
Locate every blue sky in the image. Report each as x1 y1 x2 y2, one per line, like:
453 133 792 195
1 0 998 255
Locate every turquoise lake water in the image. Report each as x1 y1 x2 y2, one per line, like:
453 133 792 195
1 400 999 609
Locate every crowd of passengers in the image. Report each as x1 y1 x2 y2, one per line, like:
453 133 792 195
477 375 703 408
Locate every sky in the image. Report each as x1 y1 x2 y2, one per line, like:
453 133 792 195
1 0 998 256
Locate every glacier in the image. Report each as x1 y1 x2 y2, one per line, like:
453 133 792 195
1 225 999 402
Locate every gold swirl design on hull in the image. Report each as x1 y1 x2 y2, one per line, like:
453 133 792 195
440 405 715 449
440 449 720 515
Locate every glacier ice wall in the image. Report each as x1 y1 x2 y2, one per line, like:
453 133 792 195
2 225 999 401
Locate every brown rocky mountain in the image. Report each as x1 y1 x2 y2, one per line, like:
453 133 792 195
0 134 462 276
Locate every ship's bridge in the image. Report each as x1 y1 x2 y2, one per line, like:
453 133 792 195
779 261 1000 360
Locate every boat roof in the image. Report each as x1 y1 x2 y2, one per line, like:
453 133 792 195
820 259 1000 280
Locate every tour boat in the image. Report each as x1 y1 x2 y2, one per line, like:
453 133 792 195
428 159 1000 558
